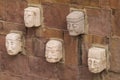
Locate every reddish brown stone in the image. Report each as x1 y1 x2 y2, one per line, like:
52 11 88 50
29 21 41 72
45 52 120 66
102 72 120 80
3 22 26 34
25 37 34 55
0 0 6 20
109 38 120 73
6 0 27 24
33 37 48 57
79 66 93 80
28 56 58 79
113 10 120 36
86 8 111 37
109 0 120 9
36 27 64 39
64 31 79 66
57 64 80 80
42 3 69 30
2 55 30 75
0 35 6 52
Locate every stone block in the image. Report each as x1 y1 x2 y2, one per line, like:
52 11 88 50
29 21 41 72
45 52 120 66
109 38 120 72
42 3 69 30
0 0 6 20
86 8 111 37
64 31 79 66
0 35 6 52
79 66 93 80
41 0 70 3
113 10 120 36
3 22 26 34
109 0 120 9
27 0 40 4
2 55 30 75
28 56 58 79
6 0 27 24
33 37 48 57
57 64 80 80
102 72 120 80
36 27 63 39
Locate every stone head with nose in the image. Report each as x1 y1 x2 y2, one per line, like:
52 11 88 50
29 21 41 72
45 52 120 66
6 31 23 55
45 39 63 63
66 11 85 36
88 47 107 73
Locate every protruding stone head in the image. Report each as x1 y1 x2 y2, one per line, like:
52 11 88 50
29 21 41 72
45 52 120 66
66 11 85 36
24 7 41 27
88 47 107 73
45 39 63 63
6 31 23 55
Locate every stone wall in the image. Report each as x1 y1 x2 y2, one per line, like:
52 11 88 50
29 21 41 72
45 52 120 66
0 0 120 80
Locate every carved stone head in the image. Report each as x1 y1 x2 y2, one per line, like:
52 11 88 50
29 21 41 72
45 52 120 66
6 31 23 55
66 11 85 36
88 47 107 73
24 7 40 27
45 39 63 63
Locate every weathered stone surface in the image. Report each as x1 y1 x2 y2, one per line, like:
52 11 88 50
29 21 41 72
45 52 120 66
42 3 69 30
3 22 26 34
109 38 120 72
0 35 6 52
36 27 64 39
86 8 111 37
33 37 48 57
0 0 6 20
6 0 27 24
28 56 58 80
79 66 93 80
64 31 79 66
113 10 120 36
109 0 120 9
102 72 120 80
70 0 100 7
2 55 30 75
25 37 34 55
27 0 40 4
41 0 70 3
57 64 80 80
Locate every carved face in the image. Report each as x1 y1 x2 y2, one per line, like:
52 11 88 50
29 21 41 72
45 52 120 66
24 10 34 27
66 11 85 36
6 33 22 55
45 39 63 63
24 7 40 27
88 47 106 73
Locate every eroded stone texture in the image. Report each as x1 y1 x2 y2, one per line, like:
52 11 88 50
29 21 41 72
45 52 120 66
28 56 58 80
109 0 120 9
3 22 26 34
36 27 64 39
109 38 120 73
3 55 30 75
57 64 80 80
0 0 6 20
86 8 111 37
33 37 48 57
79 66 93 80
6 0 27 24
42 3 69 30
64 31 79 66
113 10 120 36
102 72 120 80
